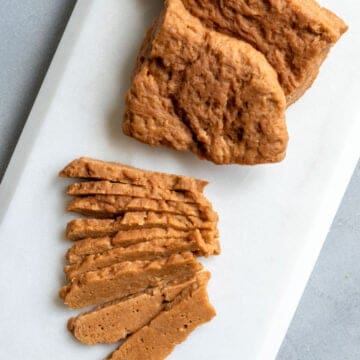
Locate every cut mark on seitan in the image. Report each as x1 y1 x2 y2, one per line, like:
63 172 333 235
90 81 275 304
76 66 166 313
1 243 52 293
66 228 219 263
67 195 217 221
59 157 207 192
66 211 216 240
68 272 210 344
65 232 218 280
107 275 215 360
59 252 202 309
67 180 208 205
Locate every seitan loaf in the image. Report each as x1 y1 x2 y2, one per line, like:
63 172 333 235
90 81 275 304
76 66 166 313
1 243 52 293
123 0 288 165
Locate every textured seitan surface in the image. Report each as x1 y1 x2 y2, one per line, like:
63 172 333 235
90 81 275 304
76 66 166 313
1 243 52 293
123 0 288 165
66 212 216 240
181 0 348 105
67 180 208 205
66 228 219 263
59 252 202 309
107 276 215 360
67 195 217 221
65 232 218 279
68 272 210 344
59 157 207 192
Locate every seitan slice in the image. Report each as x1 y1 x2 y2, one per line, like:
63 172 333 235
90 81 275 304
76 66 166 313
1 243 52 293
59 157 207 192
69 291 164 345
123 0 288 165
107 275 215 360
111 227 218 248
66 211 216 240
181 0 348 105
65 232 218 279
66 228 219 263
59 252 202 309
67 180 208 205
66 195 217 221
67 272 210 344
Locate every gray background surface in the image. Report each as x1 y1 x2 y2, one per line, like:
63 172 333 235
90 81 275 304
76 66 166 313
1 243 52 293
0 1 359 359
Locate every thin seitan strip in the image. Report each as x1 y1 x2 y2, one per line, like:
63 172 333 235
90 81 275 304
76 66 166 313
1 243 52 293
67 272 210 344
66 211 216 240
111 227 217 248
66 228 219 263
181 0 348 105
59 252 202 309
107 275 215 360
67 180 208 205
67 195 217 221
65 232 218 279
59 157 207 192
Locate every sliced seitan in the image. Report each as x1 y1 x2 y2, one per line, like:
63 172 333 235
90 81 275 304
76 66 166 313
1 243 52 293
65 232 219 279
107 274 215 360
59 157 207 192
59 252 202 309
123 0 288 165
69 291 164 345
67 272 210 344
66 228 219 263
67 195 217 221
66 211 216 240
181 0 348 105
67 180 208 205
111 227 218 248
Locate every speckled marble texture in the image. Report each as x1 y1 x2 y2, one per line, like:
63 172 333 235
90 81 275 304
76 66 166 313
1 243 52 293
0 1 359 359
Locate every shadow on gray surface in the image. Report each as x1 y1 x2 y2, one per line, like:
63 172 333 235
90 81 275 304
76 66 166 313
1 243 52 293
277 164 360 360
0 0 77 181
0 1 83 225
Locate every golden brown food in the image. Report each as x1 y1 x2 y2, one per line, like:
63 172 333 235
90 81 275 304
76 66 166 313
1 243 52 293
68 272 209 344
107 276 215 360
67 195 216 220
123 0 288 165
60 157 207 192
66 228 219 263
66 212 216 240
60 252 202 309
67 180 208 205
65 233 218 280
181 0 348 104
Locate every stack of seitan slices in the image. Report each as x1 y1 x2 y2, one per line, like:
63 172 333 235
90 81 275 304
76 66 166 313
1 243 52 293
123 0 347 165
59 158 219 359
